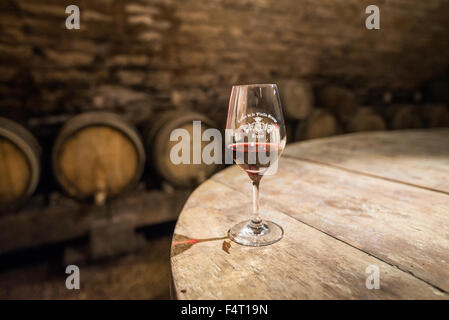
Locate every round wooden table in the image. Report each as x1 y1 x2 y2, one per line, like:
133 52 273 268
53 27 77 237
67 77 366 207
170 129 449 299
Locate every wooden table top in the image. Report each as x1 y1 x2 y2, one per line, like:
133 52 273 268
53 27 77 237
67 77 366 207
170 129 449 299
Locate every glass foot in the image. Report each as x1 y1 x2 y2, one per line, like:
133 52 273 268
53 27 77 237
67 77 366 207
228 220 283 246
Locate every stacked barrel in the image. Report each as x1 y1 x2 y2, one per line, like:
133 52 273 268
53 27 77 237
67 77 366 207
52 112 146 204
279 79 449 142
1 79 448 213
0 111 220 212
144 111 219 188
0 118 41 211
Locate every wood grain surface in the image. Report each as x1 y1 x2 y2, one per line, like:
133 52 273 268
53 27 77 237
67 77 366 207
171 129 449 299
283 128 449 193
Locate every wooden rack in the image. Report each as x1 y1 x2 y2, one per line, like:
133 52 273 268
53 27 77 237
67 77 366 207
0 189 190 259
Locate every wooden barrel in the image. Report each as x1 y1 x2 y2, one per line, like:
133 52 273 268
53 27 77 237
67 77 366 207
318 86 358 122
385 104 423 130
346 107 386 133
145 111 220 188
52 112 145 204
295 109 341 141
419 104 449 128
278 79 314 120
0 117 41 211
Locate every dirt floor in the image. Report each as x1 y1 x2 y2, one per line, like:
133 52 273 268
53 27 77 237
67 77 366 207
0 223 174 300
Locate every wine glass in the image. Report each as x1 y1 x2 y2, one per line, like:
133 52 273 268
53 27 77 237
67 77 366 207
225 84 286 246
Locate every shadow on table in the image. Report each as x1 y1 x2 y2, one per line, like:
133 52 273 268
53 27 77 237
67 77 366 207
171 234 230 257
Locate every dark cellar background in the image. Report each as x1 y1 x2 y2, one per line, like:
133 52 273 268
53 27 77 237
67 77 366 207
1 0 449 123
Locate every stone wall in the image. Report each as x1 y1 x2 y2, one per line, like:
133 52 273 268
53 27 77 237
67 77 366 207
1 0 449 126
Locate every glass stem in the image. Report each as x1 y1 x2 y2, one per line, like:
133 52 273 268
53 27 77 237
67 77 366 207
250 180 262 228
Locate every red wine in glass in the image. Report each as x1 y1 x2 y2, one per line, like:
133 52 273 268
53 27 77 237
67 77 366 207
228 142 284 183
225 84 286 246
